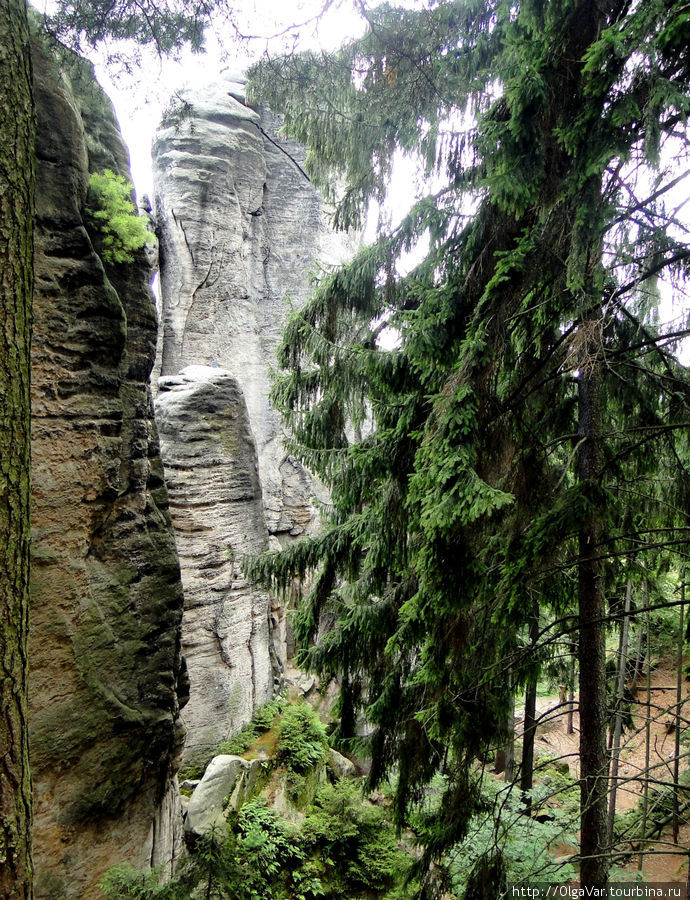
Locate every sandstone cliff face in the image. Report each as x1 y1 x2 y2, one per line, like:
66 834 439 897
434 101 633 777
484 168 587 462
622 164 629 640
153 75 351 540
29 40 186 899
152 77 352 760
155 367 276 766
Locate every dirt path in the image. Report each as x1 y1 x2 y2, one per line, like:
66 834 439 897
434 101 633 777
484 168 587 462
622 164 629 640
515 659 690 882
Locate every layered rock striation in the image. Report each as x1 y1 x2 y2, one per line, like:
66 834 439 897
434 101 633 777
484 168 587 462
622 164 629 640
152 76 353 758
155 367 276 766
29 39 187 899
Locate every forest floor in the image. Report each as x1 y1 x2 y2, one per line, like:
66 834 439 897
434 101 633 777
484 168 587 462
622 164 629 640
521 658 690 883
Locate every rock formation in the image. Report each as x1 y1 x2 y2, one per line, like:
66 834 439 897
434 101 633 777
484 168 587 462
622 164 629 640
152 75 354 757
153 74 352 539
29 38 186 899
155 367 276 766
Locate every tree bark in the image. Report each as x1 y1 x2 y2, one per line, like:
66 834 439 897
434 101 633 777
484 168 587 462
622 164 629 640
672 583 684 845
520 599 540 805
567 652 576 736
0 1 34 897
577 312 609 888
607 579 632 844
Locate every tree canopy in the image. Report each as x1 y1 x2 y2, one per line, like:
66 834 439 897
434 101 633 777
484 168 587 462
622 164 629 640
246 0 690 891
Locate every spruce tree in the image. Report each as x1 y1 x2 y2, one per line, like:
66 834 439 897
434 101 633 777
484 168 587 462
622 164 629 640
247 0 690 891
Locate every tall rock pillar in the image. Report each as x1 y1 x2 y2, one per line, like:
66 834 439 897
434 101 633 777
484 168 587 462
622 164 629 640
30 40 187 899
153 75 354 761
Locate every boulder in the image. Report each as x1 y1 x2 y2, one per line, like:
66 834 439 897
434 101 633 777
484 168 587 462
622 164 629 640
185 755 250 836
328 749 357 779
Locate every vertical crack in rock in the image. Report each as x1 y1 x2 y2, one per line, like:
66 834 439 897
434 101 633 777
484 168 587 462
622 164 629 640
171 208 196 265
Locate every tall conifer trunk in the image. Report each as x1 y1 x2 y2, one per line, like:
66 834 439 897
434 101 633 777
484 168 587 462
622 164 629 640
577 314 609 887
0 0 34 896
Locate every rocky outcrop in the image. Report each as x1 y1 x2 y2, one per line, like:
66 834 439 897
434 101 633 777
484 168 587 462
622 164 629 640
153 74 352 540
152 76 353 756
155 367 276 766
184 754 265 837
29 39 186 899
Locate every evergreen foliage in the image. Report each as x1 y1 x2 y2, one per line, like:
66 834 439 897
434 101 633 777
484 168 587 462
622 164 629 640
277 702 329 773
100 779 418 900
86 170 154 264
246 0 690 888
43 0 220 56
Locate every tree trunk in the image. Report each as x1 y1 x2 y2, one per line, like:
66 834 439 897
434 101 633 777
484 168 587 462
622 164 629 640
504 693 516 784
567 651 576 735
577 317 609 888
607 579 632 844
672 583 684 845
638 609 651 873
0 1 34 897
520 599 540 806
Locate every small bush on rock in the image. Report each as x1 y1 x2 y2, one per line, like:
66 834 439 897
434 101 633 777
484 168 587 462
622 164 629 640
218 696 286 756
277 702 328 773
86 170 154 264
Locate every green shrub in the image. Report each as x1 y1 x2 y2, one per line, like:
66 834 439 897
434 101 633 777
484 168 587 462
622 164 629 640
218 696 286 756
236 799 303 884
101 782 416 900
277 703 328 773
99 862 165 898
301 780 415 896
444 777 578 891
86 170 154 264
218 723 259 757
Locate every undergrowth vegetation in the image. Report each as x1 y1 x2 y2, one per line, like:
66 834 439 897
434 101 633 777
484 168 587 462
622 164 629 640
217 696 287 757
276 702 328 773
101 779 417 900
102 695 587 900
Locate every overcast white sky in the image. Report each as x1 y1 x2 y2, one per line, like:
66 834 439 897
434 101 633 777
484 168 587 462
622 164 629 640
90 0 366 197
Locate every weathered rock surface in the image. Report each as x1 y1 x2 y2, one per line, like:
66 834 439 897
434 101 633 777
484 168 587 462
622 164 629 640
153 74 353 540
185 754 265 836
29 39 186 899
328 749 357 779
185 755 250 836
155 367 276 766
152 76 353 758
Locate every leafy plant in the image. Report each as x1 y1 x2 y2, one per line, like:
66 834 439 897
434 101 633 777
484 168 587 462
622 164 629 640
218 696 286 756
300 780 416 897
86 169 154 264
277 702 328 773
235 798 304 897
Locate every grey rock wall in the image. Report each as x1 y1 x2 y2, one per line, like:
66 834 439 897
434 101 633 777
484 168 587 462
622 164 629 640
152 76 353 759
29 39 186 899
153 74 352 540
155 367 276 767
